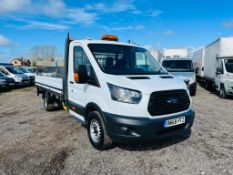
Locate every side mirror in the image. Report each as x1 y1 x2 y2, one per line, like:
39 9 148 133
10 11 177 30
195 68 199 74
216 68 223 75
74 65 88 84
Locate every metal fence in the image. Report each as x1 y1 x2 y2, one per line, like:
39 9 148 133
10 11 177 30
36 66 64 78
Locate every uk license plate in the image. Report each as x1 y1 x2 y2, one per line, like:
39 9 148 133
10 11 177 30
164 117 185 128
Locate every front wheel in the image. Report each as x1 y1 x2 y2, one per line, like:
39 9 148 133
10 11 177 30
87 111 112 150
190 86 197 96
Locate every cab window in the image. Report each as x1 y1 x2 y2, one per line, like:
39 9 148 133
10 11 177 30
73 46 99 86
217 60 223 73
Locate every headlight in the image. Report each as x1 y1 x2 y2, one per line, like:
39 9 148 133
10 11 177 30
107 83 142 104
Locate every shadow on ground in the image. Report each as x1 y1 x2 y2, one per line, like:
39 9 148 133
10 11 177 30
115 130 192 151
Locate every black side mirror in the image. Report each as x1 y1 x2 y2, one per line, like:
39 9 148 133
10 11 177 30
195 68 199 74
74 65 88 84
216 68 223 75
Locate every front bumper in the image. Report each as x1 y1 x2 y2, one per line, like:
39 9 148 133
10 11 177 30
16 79 30 86
0 83 8 89
103 109 195 143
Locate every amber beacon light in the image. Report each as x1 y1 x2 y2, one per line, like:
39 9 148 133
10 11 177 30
101 34 119 41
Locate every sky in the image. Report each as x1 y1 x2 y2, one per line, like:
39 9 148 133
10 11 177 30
1 0 233 62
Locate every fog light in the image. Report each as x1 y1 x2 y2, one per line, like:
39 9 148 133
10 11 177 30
121 127 129 133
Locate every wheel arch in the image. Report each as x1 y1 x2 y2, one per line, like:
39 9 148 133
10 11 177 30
85 103 108 129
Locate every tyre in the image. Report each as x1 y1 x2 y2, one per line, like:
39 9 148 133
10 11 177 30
87 111 112 150
204 80 210 90
219 85 226 99
43 92 55 111
190 86 197 96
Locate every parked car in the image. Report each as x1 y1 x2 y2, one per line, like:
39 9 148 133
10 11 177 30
27 67 37 74
0 76 7 90
162 58 197 96
0 72 15 89
18 67 35 85
0 65 30 86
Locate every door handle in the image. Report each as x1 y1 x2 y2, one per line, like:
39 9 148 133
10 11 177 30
70 81 74 84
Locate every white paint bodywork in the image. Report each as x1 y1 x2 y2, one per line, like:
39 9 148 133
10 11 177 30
163 48 189 58
193 48 205 78
36 39 192 120
149 49 163 63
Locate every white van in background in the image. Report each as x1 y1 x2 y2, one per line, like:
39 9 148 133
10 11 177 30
18 67 35 85
203 37 233 98
0 64 30 86
162 58 197 96
193 48 205 82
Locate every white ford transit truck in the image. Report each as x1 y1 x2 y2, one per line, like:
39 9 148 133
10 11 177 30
35 34 195 149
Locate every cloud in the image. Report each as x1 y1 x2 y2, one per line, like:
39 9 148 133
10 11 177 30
85 0 136 13
164 30 175 36
222 20 233 29
147 10 163 17
22 21 69 30
66 9 97 25
102 24 144 32
0 0 97 28
0 0 31 14
0 35 12 46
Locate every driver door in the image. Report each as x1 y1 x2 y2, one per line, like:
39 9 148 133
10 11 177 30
215 59 223 91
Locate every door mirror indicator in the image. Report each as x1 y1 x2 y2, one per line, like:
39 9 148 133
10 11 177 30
74 65 88 84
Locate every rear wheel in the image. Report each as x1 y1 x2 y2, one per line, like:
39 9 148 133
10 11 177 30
204 80 210 90
220 85 226 99
43 92 55 111
87 111 112 150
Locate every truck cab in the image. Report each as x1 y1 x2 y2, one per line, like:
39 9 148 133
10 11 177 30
36 34 195 149
215 58 233 98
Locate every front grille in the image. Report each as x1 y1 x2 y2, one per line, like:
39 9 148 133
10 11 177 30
148 90 190 116
22 79 29 84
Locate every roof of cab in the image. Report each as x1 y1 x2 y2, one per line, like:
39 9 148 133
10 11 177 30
70 39 143 48
162 57 192 61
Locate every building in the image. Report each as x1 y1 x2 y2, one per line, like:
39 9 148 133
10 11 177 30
32 60 64 67
163 48 190 59
11 58 31 66
149 49 163 63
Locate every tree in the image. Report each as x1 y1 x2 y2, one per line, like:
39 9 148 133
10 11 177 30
30 45 55 61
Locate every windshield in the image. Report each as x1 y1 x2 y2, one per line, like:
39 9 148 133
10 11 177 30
224 59 233 73
88 44 167 75
19 68 30 73
6 67 23 74
162 60 194 72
